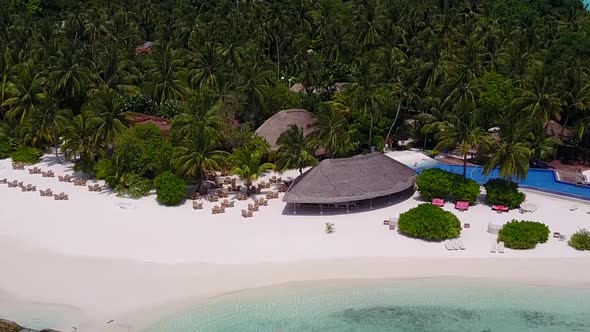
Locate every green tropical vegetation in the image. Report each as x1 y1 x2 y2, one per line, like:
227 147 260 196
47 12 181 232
416 169 480 204
1 0 589 196
498 220 550 249
568 228 590 250
10 146 42 164
484 178 526 208
154 171 187 206
398 204 462 241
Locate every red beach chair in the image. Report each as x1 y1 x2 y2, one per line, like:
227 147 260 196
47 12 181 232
432 198 445 207
455 201 469 211
492 205 509 213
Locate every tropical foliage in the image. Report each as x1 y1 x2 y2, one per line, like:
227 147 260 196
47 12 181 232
498 220 550 249
416 169 480 204
568 229 590 251
153 171 187 206
484 178 526 209
398 204 462 241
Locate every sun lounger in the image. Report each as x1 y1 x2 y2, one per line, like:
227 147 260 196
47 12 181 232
455 201 469 211
444 240 452 250
228 200 234 207
0 178 6 184
61 193 68 200
388 223 396 230
211 206 219 214
490 242 497 253
241 209 249 218
432 198 445 207
457 239 465 250
569 205 578 211
219 205 225 213
492 205 509 213
498 242 505 253
451 239 459 250
559 234 567 241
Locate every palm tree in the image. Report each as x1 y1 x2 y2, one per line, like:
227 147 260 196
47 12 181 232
62 112 100 165
145 46 187 103
2 63 47 122
275 124 318 174
172 128 228 190
512 62 562 124
484 113 532 182
427 102 492 179
350 58 381 148
49 49 94 111
26 100 70 162
238 58 274 123
309 102 354 158
85 89 127 151
231 147 274 194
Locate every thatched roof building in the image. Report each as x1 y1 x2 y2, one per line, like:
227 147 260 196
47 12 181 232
283 153 416 204
545 120 574 141
126 112 171 136
255 109 316 150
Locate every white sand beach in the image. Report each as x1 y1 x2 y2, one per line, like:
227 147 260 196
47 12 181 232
1 155 590 331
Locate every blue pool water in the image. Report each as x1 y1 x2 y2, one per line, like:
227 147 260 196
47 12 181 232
143 279 590 332
423 164 590 200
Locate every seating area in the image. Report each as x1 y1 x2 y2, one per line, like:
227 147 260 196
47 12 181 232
492 205 509 213
431 198 445 207
444 239 465 250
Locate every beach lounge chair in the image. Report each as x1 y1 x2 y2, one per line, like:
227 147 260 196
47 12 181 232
490 242 497 253
444 240 452 250
228 200 235 207
383 219 389 225
248 204 255 212
492 205 509 213
569 205 578 211
21 185 27 192
450 240 459 250
211 206 219 214
219 205 226 213
0 178 6 184
498 242 505 253
559 234 567 241
432 198 445 207
455 201 469 211
242 209 249 218
388 223 396 230
61 193 68 200
457 239 465 250
253 202 260 211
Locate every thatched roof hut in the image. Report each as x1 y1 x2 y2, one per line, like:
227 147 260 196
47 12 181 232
126 112 171 136
544 120 574 141
283 153 416 204
255 109 316 150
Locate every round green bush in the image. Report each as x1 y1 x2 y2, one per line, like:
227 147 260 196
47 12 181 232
154 171 187 206
498 220 550 249
569 229 590 251
11 147 42 164
484 178 526 209
398 204 462 241
115 173 152 199
416 169 480 204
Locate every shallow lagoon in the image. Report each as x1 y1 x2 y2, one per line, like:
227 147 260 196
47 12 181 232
143 278 590 332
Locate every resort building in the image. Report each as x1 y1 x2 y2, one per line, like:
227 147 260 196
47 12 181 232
255 109 316 151
283 153 417 214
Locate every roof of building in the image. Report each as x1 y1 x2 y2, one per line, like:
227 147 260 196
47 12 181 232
126 112 171 136
544 120 574 140
255 109 316 150
283 153 417 204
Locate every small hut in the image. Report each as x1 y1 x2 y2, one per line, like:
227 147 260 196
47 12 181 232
283 153 417 214
255 109 316 150
544 120 574 141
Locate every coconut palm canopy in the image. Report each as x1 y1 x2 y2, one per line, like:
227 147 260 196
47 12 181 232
255 109 316 150
283 153 416 204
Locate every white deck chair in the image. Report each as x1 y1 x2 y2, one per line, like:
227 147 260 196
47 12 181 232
451 239 459 250
498 242 505 253
444 240 452 251
490 242 497 253
457 239 465 250
569 205 579 211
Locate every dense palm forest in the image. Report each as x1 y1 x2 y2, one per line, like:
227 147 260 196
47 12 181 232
1 0 589 196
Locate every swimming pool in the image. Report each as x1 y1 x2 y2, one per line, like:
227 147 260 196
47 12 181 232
421 164 590 201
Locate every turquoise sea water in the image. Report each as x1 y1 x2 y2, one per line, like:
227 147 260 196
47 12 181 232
143 279 590 332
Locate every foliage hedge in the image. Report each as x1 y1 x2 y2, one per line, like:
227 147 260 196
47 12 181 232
154 171 186 206
568 229 590 251
484 178 526 209
0 140 11 159
115 173 152 199
398 204 462 241
416 169 480 204
498 220 550 250
11 147 42 164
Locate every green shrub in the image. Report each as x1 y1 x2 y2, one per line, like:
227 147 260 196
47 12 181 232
416 169 480 204
569 229 590 251
11 147 42 164
0 140 11 159
398 204 462 241
498 220 550 249
115 173 152 198
484 178 526 209
114 124 172 178
154 171 186 205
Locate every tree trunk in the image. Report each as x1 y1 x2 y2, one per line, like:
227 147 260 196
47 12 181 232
368 112 373 149
299 168 302 174
385 102 403 151
463 154 467 180
276 38 280 81
53 129 60 164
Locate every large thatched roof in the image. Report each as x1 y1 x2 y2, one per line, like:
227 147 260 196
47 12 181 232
255 109 316 150
283 153 417 204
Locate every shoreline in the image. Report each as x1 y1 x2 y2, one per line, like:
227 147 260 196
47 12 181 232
1 239 590 331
